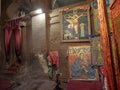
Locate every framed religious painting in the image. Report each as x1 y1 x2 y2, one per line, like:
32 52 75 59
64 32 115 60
68 45 99 80
60 5 91 42
91 0 112 34
90 34 104 66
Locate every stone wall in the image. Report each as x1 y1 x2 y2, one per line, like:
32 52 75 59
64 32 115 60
31 14 47 55
0 0 48 70
49 1 93 89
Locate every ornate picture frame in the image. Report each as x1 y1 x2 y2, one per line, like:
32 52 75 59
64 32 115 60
60 5 91 42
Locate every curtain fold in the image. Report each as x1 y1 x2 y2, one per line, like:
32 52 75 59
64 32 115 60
97 0 116 90
4 17 22 64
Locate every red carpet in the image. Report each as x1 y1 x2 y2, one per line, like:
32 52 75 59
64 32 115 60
67 79 103 90
0 80 12 90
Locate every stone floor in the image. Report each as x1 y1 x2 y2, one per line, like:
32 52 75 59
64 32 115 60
0 54 57 90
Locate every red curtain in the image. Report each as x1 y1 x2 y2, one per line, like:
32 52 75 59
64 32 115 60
4 17 22 64
97 0 116 90
49 51 59 68
110 0 120 89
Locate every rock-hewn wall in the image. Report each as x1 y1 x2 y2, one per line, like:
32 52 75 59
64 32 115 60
49 1 93 89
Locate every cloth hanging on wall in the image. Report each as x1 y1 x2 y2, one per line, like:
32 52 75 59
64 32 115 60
48 51 60 80
4 17 22 65
97 0 116 90
89 34 104 66
110 0 120 89
49 51 59 68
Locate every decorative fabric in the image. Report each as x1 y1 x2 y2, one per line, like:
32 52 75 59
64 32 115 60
89 34 104 66
48 51 60 80
49 51 59 68
97 0 116 90
110 0 120 89
4 17 22 64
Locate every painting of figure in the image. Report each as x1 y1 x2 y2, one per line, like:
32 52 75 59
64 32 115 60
61 6 91 42
90 35 104 66
68 46 99 80
91 0 112 34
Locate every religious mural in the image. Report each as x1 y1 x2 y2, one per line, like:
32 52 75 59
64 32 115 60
61 6 91 42
68 46 99 80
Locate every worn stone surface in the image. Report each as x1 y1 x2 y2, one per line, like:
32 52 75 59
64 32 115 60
0 53 56 90
12 53 56 90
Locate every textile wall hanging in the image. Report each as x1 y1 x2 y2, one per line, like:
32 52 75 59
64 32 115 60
90 34 104 66
114 16 120 71
48 51 60 80
110 0 120 89
4 17 22 65
97 0 116 89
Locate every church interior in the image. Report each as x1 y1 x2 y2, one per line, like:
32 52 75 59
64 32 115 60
0 0 120 90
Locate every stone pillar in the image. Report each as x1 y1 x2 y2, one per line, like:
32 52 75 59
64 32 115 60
97 0 116 90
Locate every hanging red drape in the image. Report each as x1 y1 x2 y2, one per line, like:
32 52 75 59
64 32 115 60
110 0 120 89
4 17 22 64
49 51 59 68
97 0 116 90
